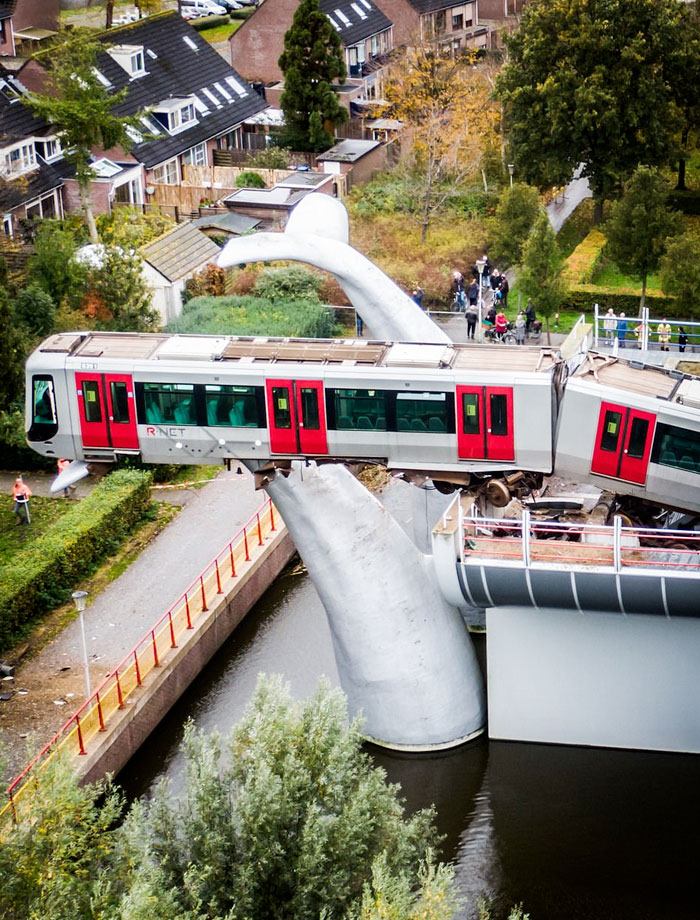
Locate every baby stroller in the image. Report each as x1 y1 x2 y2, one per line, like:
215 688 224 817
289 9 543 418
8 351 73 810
528 320 542 342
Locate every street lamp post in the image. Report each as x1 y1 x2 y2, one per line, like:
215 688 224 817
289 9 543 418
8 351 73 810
507 164 515 187
71 591 91 699
476 257 486 342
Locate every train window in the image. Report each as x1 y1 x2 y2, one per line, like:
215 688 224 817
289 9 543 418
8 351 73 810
83 380 103 423
331 389 387 431
627 417 649 459
32 377 57 426
272 387 292 429
600 410 623 452
142 383 195 426
397 392 453 433
205 385 260 427
489 394 508 436
300 387 320 430
462 393 480 436
652 422 700 474
110 381 130 424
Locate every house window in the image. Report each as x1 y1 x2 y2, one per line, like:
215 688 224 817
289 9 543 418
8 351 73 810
348 46 358 66
370 35 379 55
184 142 207 166
39 137 62 161
3 214 12 237
130 50 145 76
114 178 140 205
465 17 473 27
357 42 366 63
5 142 36 175
435 10 446 33
168 103 196 132
152 158 179 184
452 13 463 30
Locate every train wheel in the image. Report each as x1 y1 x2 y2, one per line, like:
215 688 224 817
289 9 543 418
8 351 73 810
433 480 456 495
485 478 510 508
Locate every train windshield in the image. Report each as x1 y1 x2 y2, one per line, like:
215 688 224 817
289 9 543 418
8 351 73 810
28 375 58 441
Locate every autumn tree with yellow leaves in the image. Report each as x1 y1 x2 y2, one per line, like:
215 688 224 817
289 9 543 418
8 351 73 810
383 44 500 243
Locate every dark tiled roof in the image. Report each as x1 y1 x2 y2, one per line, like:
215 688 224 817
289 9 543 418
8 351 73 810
95 12 267 169
0 0 17 20
319 0 392 46
0 81 50 146
405 0 470 14
0 156 63 211
140 221 221 282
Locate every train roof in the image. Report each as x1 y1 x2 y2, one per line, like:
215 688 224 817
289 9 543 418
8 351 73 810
37 332 560 374
571 352 700 408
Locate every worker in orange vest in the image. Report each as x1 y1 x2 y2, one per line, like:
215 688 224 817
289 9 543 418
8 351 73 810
57 458 76 498
12 477 32 524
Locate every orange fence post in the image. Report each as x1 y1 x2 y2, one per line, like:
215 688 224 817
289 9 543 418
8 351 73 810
76 715 87 755
215 558 222 594
151 630 159 667
96 692 106 731
134 650 142 686
200 575 208 612
168 610 177 648
256 512 263 546
116 670 124 708
185 593 192 629
269 501 276 532
229 543 236 577
244 528 250 562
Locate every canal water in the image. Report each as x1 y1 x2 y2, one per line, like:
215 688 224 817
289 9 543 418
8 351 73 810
118 480 700 920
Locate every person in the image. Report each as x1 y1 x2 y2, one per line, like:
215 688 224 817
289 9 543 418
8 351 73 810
485 305 497 326
411 286 424 309
603 308 617 345
499 275 510 310
467 279 478 308
633 322 644 348
514 311 526 345
452 270 466 311
56 458 76 499
657 318 672 351
465 300 478 340
525 301 536 336
12 477 32 525
494 309 508 340
355 312 364 337
489 268 501 293
482 254 491 285
679 326 688 353
617 312 628 348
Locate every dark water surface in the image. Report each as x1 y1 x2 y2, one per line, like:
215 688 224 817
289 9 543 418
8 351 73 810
117 562 700 920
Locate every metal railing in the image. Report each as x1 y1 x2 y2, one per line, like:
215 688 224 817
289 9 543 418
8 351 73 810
593 304 700 353
2 498 278 824
459 505 700 572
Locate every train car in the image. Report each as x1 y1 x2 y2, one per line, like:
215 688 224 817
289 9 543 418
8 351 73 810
25 331 559 491
555 352 700 514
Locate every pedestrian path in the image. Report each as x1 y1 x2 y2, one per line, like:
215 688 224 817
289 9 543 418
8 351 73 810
0 467 267 780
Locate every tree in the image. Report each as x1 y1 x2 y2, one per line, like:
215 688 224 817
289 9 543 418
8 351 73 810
88 246 158 331
27 223 87 308
278 0 348 151
0 282 26 412
121 676 450 920
519 210 567 343
14 282 56 338
660 229 700 316
604 166 677 313
383 44 500 243
496 0 700 217
24 36 144 244
488 182 540 268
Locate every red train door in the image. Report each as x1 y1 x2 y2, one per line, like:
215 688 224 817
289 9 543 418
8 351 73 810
76 373 138 450
590 401 656 484
456 386 515 461
266 379 328 455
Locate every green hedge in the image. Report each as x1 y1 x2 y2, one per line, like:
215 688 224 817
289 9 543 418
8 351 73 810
166 293 335 338
191 14 231 30
0 469 152 651
563 230 606 284
562 285 680 317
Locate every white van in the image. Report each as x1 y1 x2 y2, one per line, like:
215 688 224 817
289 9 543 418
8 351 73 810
180 0 228 18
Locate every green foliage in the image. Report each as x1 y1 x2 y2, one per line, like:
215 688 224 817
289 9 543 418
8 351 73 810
89 246 159 332
245 147 293 169
604 165 678 309
497 0 700 200
660 229 700 316
348 171 419 217
0 469 152 650
563 230 607 284
121 676 447 920
562 286 678 317
0 755 124 920
253 265 322 301
27 222 87 308
235 170 267 189
166 293 333 338
96 207 175 249
488 182 540 268
0 288 27 412
191 13 231 29
0 409 57 471
352 853 461 920
183 264 227 303
13 282 56 338
278 0 348 151
520 210 567 325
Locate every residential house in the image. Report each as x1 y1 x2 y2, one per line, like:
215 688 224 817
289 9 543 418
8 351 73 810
0 63 64 237
229 0 394 102
372 0 486 53
0 0 59 59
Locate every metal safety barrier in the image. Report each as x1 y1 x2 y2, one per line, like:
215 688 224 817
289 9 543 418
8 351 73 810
2 497 278 825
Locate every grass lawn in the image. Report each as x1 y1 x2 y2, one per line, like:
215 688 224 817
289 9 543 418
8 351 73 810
592 262 662 292
0 497 73 568
198 20 241 43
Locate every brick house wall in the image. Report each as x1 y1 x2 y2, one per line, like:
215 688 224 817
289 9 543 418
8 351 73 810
371 0 419 46
13 0 59 32
229 0 300 84
62 177 112 217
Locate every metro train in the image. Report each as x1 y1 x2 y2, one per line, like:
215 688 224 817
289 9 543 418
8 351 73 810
24 331 700 514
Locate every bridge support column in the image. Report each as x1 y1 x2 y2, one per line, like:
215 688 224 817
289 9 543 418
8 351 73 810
263 463 486 751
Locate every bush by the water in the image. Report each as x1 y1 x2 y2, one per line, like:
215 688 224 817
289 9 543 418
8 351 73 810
252 265 323 301
0 469 152 651
167 294 333 338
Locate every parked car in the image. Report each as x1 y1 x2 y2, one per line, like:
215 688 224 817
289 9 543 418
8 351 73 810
180 0 228 18
217 0 244 10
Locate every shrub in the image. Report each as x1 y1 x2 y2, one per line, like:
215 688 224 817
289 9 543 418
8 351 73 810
14 282 56 337
563 230 607 284
253 265 323 301
235 170 266 189
0 407 55 471
183 264 227 303
245 147 293 170
191 14 230 30
0 469 152 650
562 286 679 317
166 294 334 338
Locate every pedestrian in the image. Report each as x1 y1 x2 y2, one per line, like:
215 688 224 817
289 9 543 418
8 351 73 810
525 301 536 335
679 326 688 353
452 270 466 311
57 458 77 498
494 309 508 340
411 286 424 309
482 253 491 284
489 267 501 293
467 279 478 308
486 305 497 326
465 301 478 340
12 477 32 525
633 322 644 348
355 312 364 337
603 308 617 345
617 312 628 348
515 311 526 345
500 275 509 309
657 318 672 352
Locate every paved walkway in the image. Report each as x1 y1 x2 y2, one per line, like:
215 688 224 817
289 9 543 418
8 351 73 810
0 467 268 780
